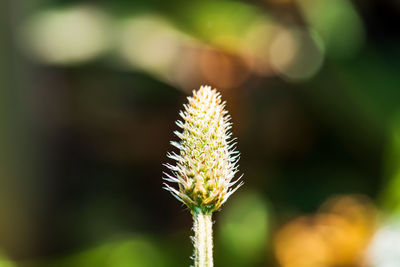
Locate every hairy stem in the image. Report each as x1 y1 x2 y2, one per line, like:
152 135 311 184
193 212 213 267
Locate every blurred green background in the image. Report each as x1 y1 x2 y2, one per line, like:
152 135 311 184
1 0 400 266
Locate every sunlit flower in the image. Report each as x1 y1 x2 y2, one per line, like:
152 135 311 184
163 85 242 214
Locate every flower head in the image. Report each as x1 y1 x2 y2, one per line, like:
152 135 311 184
163 85 243 214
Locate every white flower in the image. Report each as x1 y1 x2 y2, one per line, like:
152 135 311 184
163 85 243 214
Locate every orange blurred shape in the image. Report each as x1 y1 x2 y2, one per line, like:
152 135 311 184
319 195 378 266
199 49 251 89
274 195 378 267
274 216 332 267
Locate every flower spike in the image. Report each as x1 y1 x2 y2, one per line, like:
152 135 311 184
163 85 243 214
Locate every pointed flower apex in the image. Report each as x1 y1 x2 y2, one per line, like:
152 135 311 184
164 85 243 214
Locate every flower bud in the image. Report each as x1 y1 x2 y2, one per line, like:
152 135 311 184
163 85 243 214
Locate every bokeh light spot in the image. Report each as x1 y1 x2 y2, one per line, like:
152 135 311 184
243 17 281 76
181 1 260 53
270 27 324 81
107 238 165 267
297 0 365 59
0 252 15 267
44 237 166 267
275 195 377 267
118 15 187 83
21 5 111 65
219 191 270 265
368 218 400 267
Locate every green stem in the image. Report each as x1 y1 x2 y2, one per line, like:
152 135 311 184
193 212 213 267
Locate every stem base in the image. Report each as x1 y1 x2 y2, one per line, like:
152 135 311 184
193 212 213 267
